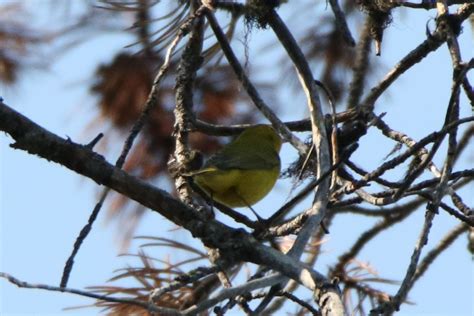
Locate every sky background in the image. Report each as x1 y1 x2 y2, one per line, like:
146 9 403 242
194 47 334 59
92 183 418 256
1 1 473 315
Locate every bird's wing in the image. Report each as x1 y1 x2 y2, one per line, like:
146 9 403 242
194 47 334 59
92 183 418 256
206 146 280 170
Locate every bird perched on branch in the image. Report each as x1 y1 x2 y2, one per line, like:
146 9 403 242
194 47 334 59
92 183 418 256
188 124 282 209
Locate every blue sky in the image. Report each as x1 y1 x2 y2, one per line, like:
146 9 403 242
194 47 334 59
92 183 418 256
1 2 473 315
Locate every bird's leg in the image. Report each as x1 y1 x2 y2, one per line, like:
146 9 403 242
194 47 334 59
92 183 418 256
209 192 214 212
235 191 265 224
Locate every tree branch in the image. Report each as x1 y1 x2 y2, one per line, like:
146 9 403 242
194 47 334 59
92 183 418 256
0 272 177 315
0 100 343 312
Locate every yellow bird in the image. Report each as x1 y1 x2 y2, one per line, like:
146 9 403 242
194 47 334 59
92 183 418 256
191 125 282 208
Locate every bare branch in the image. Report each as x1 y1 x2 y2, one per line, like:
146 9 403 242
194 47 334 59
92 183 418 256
413 223 469 282
60 5 207 288
347 19 372 109
0 272 177 315
0 101 341 312
362 4 474 110
203 4 306 153
328 0 355 47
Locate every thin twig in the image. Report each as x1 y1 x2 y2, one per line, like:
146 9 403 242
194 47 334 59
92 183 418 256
181 274 286 315
376 45 468 314
361 4 474 110
280 290 321 315
203 4 306 153
59 5 208 288
264 143 357 229
392 0 468 9
0 272 178 315
332 203 417 278
347 18 372 108
413 223 468 282
266 8 331 262
328 0 355 47
337 116 474 197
